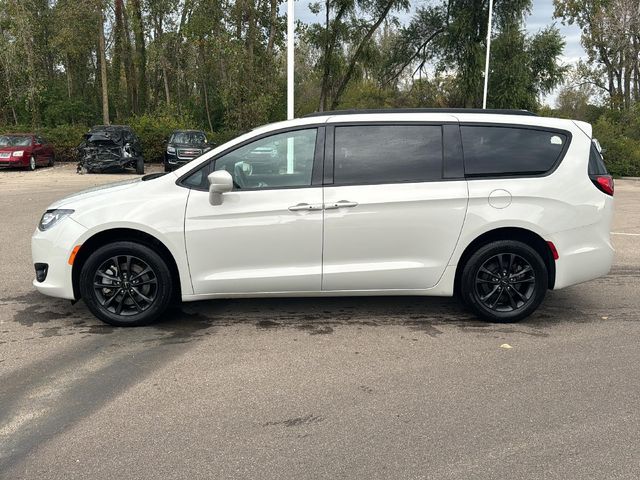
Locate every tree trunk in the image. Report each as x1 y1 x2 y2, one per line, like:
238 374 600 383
330 0 396 110
98 3 110 125
119 1 136 114
130 0 147 113
266 0 278 57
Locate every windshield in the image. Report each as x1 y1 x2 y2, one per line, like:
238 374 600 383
0 135 31 147
170 132 206 144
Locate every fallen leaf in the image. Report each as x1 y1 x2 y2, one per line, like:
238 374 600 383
500 343 513 349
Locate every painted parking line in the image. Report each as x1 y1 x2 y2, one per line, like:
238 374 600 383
611 232 640 236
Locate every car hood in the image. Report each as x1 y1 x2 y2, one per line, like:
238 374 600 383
0 145 31 152
48 178 142 209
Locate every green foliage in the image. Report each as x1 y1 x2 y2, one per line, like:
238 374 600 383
592 109 640 177
127 112 199 162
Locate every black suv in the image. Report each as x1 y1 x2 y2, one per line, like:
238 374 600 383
164 130 213 172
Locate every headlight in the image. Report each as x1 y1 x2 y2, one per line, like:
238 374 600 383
38 209 74 231
167 146 176 154
12 150 24 157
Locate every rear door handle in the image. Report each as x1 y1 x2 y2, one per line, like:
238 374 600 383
288 203 323 212
325 200 358 210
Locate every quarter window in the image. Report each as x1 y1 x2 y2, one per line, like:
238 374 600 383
214 129 317 190
333 125 443 185
461 126 567 176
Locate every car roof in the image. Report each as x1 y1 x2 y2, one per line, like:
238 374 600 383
172 129 205 134
303 108 537 118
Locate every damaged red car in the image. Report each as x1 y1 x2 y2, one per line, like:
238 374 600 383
0 133 55 170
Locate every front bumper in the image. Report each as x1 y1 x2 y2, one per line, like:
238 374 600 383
31 217 88 300
164 153 196 169
0 156 27 167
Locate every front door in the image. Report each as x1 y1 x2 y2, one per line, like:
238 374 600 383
322 124 468 291
185 127 324 295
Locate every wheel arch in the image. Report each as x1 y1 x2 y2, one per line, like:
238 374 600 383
71 227 182 301
453 227 556 294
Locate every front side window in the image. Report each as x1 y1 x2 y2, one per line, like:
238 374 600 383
214 129 317 190
461 126 568 177
333 125 443 185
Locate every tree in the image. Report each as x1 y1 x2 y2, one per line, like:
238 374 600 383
554 0 640 109
97 0 109 124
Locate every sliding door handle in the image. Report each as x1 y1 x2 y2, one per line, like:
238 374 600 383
288 203 323 211
325 200 358 210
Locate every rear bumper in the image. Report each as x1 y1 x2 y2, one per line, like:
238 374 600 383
550 223 614 290
31 217 88 300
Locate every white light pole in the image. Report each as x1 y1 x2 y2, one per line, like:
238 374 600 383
286 0 295 173
287 0 294 120
482 0 494 109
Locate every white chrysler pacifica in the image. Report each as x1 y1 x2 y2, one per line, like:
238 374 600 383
32 109 615 326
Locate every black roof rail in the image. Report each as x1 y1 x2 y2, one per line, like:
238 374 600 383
302 108 537 118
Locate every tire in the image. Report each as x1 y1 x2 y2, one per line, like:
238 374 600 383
79 241 173 326
48 154 55 167
136 157 145 174
460 240 548 323
164 164 172 173
27 155 36 171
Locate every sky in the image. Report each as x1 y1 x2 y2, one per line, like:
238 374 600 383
288 0 586 107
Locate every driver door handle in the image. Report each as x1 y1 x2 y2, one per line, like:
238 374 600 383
325 200 358 210
288 203 323 212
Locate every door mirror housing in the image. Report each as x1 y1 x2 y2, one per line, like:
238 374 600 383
208 170 233 205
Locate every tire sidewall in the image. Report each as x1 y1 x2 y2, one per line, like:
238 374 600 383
28 156 36 170
461 240 548 323
80 241 173 326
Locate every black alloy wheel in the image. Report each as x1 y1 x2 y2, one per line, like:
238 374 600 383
474 253 536 312
80 241 173 326
93 255 158 316
460 240 548 323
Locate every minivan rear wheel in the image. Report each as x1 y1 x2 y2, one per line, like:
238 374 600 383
80 241 173 326
460 240 548 323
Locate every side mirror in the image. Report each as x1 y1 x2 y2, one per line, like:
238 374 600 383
208 170 233 206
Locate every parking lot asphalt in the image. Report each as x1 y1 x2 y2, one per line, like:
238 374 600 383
1 163 640 479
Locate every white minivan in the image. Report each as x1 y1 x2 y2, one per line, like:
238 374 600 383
32 109 614 326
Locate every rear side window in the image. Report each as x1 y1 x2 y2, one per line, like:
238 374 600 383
461 126 567 177
588 144 608 175
333 125 443 185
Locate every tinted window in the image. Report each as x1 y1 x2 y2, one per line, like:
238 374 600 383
214 129 317 190
588 144 608 175
461 126 567 176
182 162 210 189
333 125 443 185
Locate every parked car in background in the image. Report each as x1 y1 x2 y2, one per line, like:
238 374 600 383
0 134 55 170
77 125 144 174
164 130 213 172
31 109 614 327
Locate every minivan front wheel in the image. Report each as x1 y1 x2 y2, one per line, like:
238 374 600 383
460 240 548 323
80 241 173 326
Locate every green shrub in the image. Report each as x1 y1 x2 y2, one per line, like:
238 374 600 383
127 112 197 163
593 113 640 177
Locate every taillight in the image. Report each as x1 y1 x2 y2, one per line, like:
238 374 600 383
590 175 614 196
